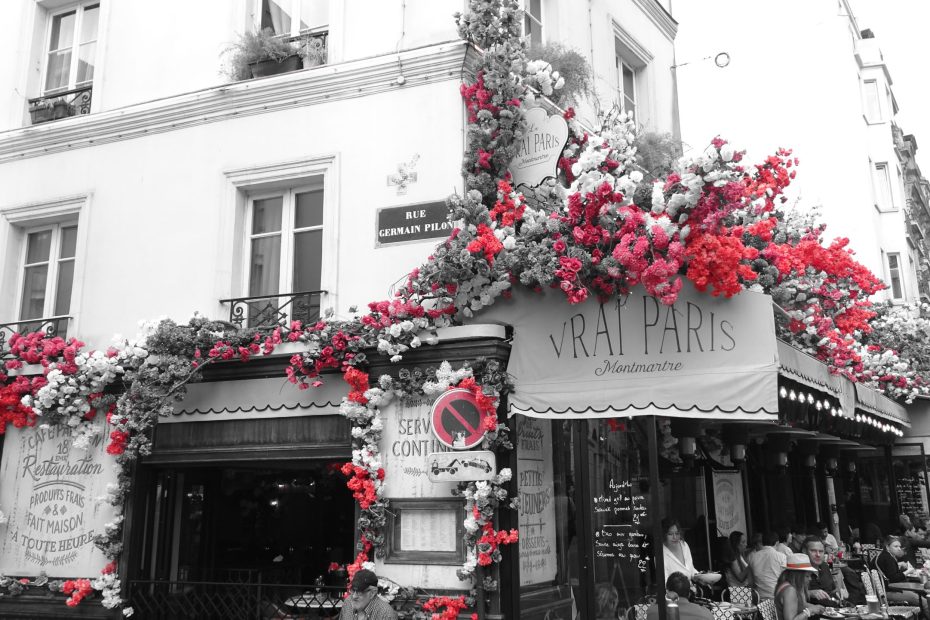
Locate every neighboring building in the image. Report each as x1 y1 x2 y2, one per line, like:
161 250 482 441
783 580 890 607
674 0 919 304
893 125 930 301
0 1 680 618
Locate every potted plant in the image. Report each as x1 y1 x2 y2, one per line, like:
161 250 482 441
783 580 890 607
224 28 302 81
28 97 73 124
301 36 327 68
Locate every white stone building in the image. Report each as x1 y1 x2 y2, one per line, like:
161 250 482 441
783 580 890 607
674 0 920 304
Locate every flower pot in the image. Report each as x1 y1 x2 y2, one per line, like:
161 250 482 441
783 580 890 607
249 54 302 78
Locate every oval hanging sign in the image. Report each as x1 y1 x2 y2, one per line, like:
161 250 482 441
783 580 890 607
430 388 491 450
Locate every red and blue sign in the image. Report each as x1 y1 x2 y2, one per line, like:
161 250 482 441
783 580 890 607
430 388 491 450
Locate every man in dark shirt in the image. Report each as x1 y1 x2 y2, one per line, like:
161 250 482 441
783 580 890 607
804 536 844 606
646 572 713 620
875 536 921 607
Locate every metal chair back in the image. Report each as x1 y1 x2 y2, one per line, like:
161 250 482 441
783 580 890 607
723 586 760 606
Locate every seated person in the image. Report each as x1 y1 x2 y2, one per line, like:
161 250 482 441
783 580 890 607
875 535 922 607
647 572 713 620
802 536 844 606
722 531 752 588
595 583 620 620
749 531 788 600
774 554 825 620
817 522 838 554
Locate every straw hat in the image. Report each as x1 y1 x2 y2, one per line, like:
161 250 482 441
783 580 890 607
785 553 818 573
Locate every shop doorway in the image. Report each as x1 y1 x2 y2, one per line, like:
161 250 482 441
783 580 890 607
129 461 354 619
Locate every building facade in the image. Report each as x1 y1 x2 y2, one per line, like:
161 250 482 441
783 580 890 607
0 1 681 618
674 0 921 305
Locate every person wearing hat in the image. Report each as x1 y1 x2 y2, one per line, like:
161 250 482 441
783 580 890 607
339 569 398 620
773 553 825 620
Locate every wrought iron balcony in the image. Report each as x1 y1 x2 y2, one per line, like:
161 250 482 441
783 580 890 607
220 291 326 330
27 85 92 125
0 316 70 360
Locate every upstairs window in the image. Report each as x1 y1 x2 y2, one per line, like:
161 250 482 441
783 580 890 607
44 3 99 95
246 187 324 325
19 223 77 323
873 162 894 211
616 56 636 117
523 0 542 47
862 79 882 122
259 0 329 37
887 253 904 300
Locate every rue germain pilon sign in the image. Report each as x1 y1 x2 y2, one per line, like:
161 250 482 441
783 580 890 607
376 201 453 246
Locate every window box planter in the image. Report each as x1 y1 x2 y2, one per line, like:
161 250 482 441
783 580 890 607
248 54 302 79
28 100 73 125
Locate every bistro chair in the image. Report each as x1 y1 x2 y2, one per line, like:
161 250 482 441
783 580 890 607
861 571 876 598
862 547 882 567
722 586 760 606
871 569 888 603
758 598 777 620
625 603 650 620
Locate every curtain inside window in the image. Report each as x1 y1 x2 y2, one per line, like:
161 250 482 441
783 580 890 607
261 0 292 35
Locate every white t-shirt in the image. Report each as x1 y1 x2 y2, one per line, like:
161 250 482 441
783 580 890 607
664 540 697 582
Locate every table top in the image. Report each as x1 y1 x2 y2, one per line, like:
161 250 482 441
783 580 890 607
284 594 345 609
887 582 928 592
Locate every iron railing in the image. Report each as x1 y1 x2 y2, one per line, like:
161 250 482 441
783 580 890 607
0 316 70 360
220 291 326 330
128 581 422 620
27 85 92 124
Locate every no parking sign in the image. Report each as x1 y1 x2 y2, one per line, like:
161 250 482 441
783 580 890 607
430 388 491 449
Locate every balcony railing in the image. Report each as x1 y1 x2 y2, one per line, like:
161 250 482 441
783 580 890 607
220 291 326 330
0 316 70 360
127 580 422 620
27 85 92 125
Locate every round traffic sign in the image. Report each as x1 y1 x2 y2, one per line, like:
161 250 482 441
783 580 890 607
430 388 490 450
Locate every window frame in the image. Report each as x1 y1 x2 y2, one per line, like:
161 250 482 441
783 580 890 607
243 183 325 300
522 0 543 47
873 162 895 211
15 221 77 322
254 0 329 38
862 79 883 123
887 252 904 300
616 55 637 116
41 1 100 96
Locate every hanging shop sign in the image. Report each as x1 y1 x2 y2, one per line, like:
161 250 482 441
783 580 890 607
712 470 747 537
475 282 779 419
509 107 569 189
0 418 117 577
430 388 491 449
426 450 497 482
375 201 453 246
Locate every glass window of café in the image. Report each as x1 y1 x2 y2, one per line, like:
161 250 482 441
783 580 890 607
517 417 689 620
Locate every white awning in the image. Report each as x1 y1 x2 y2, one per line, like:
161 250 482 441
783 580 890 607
475 283 779 420
855 383 910 427
164 375 346 423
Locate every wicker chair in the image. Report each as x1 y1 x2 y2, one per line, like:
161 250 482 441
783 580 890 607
861 571 876 598
758 598 777 620
625 603 650 620
722 586 760 606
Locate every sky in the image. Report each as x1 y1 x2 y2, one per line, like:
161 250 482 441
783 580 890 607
851 0 930 172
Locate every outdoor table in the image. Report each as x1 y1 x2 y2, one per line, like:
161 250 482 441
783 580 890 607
283 593 344 619
708 602 757 620
887 582 928 592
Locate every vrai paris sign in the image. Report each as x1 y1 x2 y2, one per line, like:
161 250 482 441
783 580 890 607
0 417 117 577
476 283 779 419
509 107 569 189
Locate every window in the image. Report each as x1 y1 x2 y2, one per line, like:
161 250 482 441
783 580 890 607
873 162 894 210
523 0 542 47
18 223 77 323
246 187 324 324
862 79 882 122
616 56 636 116
43 3 99 95
887 253 904 300
258 0 329 37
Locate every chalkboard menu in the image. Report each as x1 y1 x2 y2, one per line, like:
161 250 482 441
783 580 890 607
593 479 651 573
896 474 929 519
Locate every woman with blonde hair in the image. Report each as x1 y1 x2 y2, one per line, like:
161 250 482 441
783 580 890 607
774 553 824 620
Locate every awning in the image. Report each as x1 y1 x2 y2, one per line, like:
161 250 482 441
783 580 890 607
163 376 346 423
855 383 910 427
474 283 779 420
776 339 855 418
